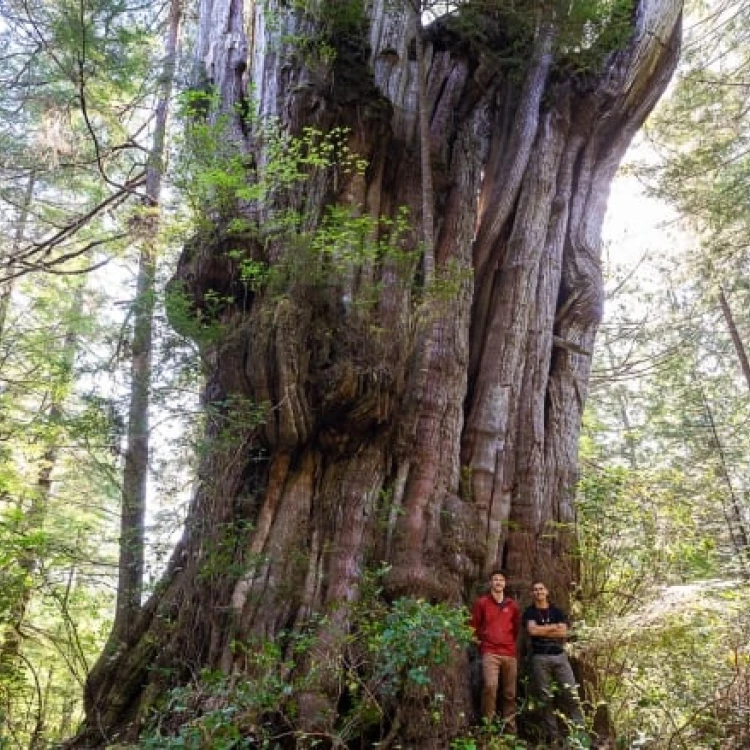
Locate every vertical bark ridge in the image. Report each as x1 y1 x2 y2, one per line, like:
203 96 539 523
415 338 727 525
464 101 568 575
387 81 491 597
238 451 316 637
470 22 556 379
506 96 580 586
294 444 387 732
536 12 683 593
389 306 470 597
472 21 556 280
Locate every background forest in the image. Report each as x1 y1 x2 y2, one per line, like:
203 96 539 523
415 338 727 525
0 0 747 748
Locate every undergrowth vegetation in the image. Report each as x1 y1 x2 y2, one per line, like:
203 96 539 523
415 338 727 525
576 451 750 747
138 576 474 748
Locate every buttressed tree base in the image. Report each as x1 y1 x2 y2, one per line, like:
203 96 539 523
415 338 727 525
73 0 683 745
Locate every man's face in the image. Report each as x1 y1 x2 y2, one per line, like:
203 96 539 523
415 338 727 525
490 574 506 594
532 583 548 603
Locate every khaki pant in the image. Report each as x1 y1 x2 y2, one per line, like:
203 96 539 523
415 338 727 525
531 652 584 740
481 653 517 731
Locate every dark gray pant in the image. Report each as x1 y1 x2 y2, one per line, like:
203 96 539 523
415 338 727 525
531 652 584 739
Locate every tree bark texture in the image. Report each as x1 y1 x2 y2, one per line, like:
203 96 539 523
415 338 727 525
76 0 683 745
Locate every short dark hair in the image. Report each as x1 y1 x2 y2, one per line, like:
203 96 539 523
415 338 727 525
531 580 547 588
489 569 507 579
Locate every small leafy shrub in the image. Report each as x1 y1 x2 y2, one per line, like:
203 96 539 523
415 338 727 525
712 646 750 749
141 650 291 748
451 722 528 750
576 585 750 749
360 596 474 694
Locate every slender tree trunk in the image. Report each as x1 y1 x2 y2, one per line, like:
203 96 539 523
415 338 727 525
718 285 750 394
667 286 750 571
58 692 77 743
697 385 750 574
715 286 750 568
28 667 52 750
74 1 683 745
0 172 35 346
0 298 83 667
111 0 183 645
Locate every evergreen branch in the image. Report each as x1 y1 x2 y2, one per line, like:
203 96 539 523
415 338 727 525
1 174 145 276
16 244 119 277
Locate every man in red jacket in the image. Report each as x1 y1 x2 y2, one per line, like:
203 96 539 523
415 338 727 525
471 569 521 732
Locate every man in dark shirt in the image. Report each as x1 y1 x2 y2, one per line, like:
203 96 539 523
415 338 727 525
523 581 584 744
471 570 521 732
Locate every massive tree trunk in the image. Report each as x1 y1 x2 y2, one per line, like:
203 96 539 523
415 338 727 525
75 0 682 745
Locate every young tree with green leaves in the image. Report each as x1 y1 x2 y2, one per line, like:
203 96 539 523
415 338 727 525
0 267 122 746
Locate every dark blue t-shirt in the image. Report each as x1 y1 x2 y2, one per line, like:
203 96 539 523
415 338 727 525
522 604 568 655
